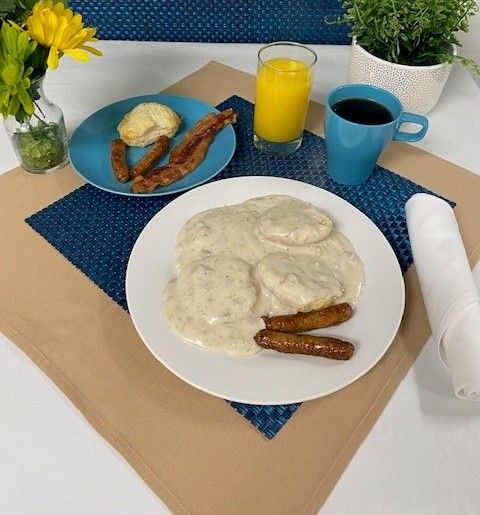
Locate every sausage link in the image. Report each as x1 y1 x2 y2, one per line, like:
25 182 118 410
111 139 130 182
263 303 353 333
254 329 354 360
130 136 170 178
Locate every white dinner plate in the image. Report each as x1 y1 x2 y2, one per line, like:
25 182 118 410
126 177 405 405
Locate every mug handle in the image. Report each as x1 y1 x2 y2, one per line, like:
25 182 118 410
393 112 429 142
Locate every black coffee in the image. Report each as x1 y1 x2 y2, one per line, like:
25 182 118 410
332 98 394 125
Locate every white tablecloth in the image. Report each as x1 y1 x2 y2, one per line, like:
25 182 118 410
1 42 480 515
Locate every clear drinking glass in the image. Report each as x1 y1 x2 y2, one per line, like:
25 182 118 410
253 42 317 155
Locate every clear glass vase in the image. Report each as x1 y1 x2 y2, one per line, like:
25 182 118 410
3 75 68 174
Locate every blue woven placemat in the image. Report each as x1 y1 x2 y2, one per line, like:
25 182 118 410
69 0 350 44
26 95 452 439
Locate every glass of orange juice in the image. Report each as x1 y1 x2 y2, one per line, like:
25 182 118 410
254 42 317 155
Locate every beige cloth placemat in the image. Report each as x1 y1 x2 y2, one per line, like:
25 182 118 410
1 62 480 514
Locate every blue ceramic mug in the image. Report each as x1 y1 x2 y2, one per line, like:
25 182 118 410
324 84 429 186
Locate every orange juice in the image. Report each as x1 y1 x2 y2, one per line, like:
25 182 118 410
254 58 313 143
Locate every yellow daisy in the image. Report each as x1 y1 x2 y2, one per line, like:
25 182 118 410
26 1 102 70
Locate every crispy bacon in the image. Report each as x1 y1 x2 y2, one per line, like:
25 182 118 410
131 108 237 193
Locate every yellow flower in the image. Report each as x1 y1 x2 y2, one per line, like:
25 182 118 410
26 1 102 70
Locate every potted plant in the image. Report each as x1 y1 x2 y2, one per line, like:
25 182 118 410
340 0 480 114
0 0 101 173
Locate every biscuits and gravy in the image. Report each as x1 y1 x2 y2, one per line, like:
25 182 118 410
163 195 365 356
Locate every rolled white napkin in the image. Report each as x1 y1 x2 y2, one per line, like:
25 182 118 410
406 193 480 400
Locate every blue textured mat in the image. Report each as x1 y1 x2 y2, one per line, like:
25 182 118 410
69 0 350 44
26 95 451 439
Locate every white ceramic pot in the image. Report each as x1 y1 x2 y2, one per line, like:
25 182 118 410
349 39 456 114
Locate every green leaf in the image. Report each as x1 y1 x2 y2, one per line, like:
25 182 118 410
0 0 16 17
7 92 19 115
16 29 30 58
20 0 40 9
0 19 44 117
1 24 16 54
17 82 33 113
1 57 22 85
0 88 9 105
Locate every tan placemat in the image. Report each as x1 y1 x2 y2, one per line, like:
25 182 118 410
1 62 480 514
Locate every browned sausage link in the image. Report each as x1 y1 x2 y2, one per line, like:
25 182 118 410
262 303 353 333
130 135 170 179
111 139 130 183
254 329 354 360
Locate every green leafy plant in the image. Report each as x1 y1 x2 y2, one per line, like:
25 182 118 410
340 0 480 73
0 0 38 23
0 23 37 118
0 0 64 20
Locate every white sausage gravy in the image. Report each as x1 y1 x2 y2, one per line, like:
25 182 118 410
163 195 364 355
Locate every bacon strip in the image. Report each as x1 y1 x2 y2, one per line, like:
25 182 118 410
131 109 237 193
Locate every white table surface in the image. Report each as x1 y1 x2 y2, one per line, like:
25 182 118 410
1 42 480 515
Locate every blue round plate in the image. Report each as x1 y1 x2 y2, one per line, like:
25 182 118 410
68 94 236 196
